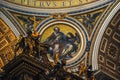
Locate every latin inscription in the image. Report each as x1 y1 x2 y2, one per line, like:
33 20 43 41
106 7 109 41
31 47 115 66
6 0 96 8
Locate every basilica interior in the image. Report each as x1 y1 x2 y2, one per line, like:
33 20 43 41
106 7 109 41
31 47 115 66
0 0 120 80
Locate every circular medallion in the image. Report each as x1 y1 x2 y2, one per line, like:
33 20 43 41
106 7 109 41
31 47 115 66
39 20 86 66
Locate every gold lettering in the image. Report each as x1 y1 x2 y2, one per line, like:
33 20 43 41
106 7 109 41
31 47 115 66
53 1 57 7
21 0 25 4
21 0 28 5
62 1 65 7
6 0 94 8
79 0 82 4
21 0 22 4
86 0 88 2
27 0 29 6
21 0 24 4
33 0 36 6
68 0 72 6
46 1 51 7
40 2 44 7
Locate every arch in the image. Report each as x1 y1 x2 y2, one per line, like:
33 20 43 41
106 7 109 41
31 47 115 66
92 2 120 71
0 11 20 37
1 0 113 16
36 17 88 66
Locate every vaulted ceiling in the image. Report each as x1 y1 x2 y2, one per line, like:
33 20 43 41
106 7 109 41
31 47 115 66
0 0 120 79
98 10 120 79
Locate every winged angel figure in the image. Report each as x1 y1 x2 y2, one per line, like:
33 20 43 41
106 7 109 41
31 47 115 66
80 12 101 31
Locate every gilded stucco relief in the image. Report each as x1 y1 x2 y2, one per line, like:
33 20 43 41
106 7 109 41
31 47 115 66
0 18 17 69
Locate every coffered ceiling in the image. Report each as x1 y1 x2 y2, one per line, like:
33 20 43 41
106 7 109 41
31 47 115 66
98 10 120 79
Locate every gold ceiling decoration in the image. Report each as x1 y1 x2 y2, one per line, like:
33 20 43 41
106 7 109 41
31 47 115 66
0 18 17 69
